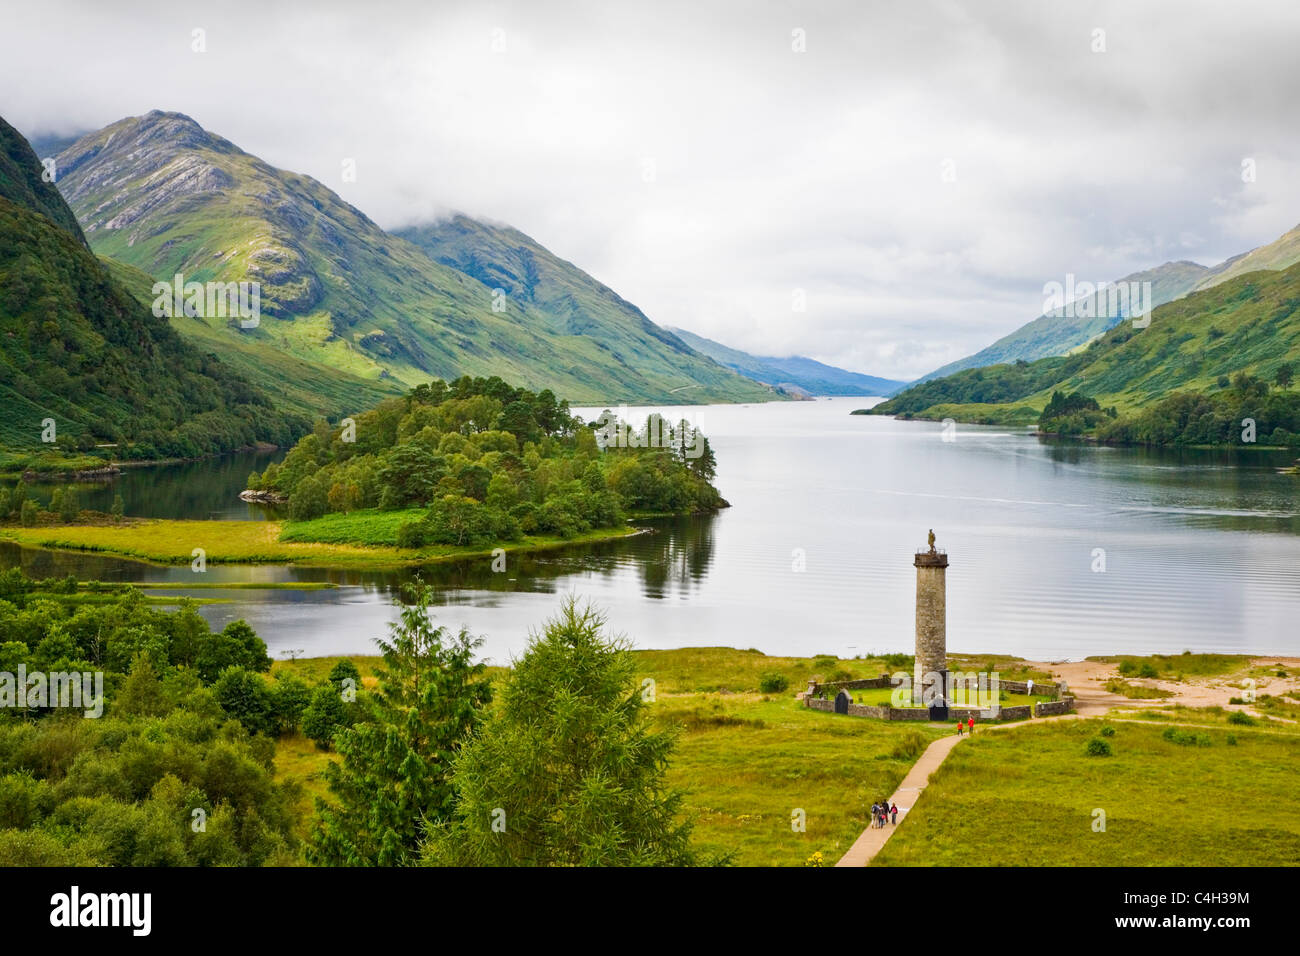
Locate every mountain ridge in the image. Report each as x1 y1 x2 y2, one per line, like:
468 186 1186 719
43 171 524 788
666 326 909 397
48 111 774 407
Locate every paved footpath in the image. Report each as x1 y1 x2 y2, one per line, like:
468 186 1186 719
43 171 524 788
835 716 1066 867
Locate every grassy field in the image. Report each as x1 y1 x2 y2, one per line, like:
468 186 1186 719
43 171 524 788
271 648 951 865
1089 652 1258 680
265 650 1300 866
1111 704 1300 734
842 685 1052 710
872 717 1300 866
0 518 645 569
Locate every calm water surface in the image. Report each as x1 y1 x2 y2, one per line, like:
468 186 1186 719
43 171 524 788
4 397 1298 663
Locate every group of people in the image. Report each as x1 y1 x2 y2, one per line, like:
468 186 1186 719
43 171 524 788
956 716 976 735
870 800 898 828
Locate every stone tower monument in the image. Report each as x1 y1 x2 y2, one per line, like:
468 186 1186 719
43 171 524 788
913 529 948 706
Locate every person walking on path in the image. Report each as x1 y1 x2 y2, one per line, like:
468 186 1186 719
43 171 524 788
967 716 975 735
956 720 963 736
890 803 898 825
870 803 880 828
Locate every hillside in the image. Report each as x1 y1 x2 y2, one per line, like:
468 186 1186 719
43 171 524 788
666 326 909 397
871 261 1300 432
921 224 1300 384
0 116 303 457
50 112 772 405
1191 221 1300 291
0 117 86 240
920 260 1211 382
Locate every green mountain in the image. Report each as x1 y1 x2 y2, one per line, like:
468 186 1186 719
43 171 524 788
50 112 772 406
0 116 302 457
871 261 1300 426
920 261 1212 383
920 224 1300 384
666 326 909 396
0 117 85 240
1191 222 1300 291
390 213 777 402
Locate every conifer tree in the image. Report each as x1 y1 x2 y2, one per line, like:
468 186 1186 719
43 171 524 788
309 579 491 866
423 597 698 867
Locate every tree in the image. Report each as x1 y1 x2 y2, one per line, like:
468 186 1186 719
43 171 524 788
195 620 271 683
110 494 125 523
1276 363 1294 390
212 666 275 735
308 579 492 866
301 684 352 750
19 499 38 527
289 473 329 520
422 598 699 867
115 653 171 718
58 487 78 523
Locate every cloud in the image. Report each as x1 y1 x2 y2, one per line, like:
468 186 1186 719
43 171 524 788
3 0 1299 379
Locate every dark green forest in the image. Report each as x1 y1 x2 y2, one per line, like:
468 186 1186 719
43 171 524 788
250 376 725 547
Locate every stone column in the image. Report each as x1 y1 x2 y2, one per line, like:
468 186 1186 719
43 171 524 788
913 541 949 706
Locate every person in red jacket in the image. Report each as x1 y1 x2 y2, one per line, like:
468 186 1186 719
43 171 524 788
967 716 975 734
890 803 898 825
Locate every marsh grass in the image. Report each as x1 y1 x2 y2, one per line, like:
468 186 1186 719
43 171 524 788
0 517 644 569
1091 652 1254 680
872 718 1300 866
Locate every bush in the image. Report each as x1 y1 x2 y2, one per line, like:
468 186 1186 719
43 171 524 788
327 659 362 691
1099 725 1116 737
1137 663 1159 679
890 730 928 760
811 655 838 672
301 685 352 750
1161 727 1212 747
1226 734 1238 746
1085 738 1113 757
212 667 274 736
1226 710 1255 726
758 672 788 694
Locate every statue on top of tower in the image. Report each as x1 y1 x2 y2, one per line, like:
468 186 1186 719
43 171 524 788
927 528 936 552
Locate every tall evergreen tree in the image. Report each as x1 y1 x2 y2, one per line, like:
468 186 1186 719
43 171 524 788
422 597 698 867
309 579 491 866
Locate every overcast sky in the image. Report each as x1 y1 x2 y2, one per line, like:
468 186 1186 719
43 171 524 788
4 0 1300 380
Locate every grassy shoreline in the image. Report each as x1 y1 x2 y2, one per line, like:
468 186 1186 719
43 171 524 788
0 517 648 569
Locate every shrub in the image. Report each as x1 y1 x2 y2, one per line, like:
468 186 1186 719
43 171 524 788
1085 738 1112 757
301 685 352 750
1138 663 1159 679
1099 725 1116 737
758 672 788 694
327 659 362 691
890 730 928 760
1226 734 1238 745
212 667 274 736
1161 727 1211 747
1226 710 1255 726
811 655 838 672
